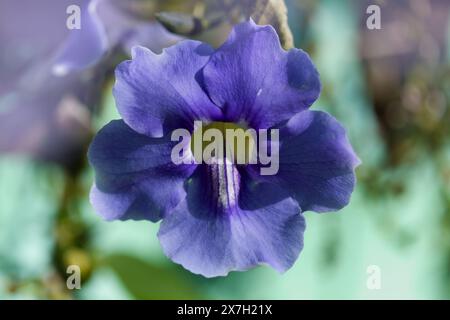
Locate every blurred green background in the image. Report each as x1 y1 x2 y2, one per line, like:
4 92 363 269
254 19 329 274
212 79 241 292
1 0 450 299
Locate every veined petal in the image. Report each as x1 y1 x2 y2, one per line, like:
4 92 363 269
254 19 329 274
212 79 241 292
202 20 321 129
88 120 195 221
114 41 222 138
158 164 305 277
252 110 360 212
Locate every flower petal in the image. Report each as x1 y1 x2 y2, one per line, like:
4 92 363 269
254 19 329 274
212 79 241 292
264 110 360 212
114 41 222 138
88 120 195 221
158 165 305 277
202 20 321 129
52 0 107 75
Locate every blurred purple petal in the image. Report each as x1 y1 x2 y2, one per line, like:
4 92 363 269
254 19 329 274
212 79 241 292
0 0 76 94
53 0 107 75
0 70 102 167
0 0 179 166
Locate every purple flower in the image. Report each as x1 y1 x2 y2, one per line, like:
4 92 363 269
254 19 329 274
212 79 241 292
88 20 360 277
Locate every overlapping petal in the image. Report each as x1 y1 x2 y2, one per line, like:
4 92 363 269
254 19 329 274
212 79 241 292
253 110 360 212
201 19 321 129
114 41 222 138
88 120 195 221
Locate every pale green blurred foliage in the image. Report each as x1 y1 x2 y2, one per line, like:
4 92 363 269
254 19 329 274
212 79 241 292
1 0 449 299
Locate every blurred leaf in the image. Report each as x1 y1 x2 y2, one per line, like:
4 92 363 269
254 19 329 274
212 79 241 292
104 254 203 299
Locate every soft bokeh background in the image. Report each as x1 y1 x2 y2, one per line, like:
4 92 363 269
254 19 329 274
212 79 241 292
1 0 449 299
